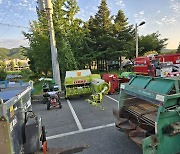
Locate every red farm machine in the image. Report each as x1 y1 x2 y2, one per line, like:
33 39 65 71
102 74 119 94
134 53 180 77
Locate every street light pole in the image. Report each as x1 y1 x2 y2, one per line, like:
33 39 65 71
135 23 138 58
135 21 145 58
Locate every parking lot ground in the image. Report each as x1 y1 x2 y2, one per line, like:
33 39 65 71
32 93 142 154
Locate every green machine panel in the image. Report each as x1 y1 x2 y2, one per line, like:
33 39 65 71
114 75 180 154
65 69 103 98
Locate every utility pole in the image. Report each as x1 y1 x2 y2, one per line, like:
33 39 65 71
37 0 61 91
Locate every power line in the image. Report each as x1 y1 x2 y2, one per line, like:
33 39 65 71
0 0 16 23
0 2 30 37
0 0 9 14
0 22 28 29
0 8 28 39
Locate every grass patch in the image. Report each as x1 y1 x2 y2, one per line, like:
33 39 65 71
7 71 21 75
33 81 43 95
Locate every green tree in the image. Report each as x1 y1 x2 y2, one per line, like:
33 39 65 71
23 18 51 76
58 38 77 78
177 42 180 53
17 61 23 68
88 7 134 70
138 32 168 56
23 0 82 79
111 10 134 63
53 0 83 68
0 69 7 80
88 0 113 70
0 61 6 70
10 60 15 71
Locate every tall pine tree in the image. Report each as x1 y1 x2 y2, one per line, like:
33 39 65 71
112 10 135 61
88 0 113 70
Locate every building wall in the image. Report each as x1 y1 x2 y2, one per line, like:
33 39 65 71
3 59 29 71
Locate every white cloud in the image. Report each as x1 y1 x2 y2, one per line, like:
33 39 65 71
116 0 125 8
76 8 92 21
133 14 138 18
161 16 177 24
157 10 161 13
28 4 36 12
108 2 113 11
154 16 178 26
22 0 28 3
92 6 98 11
170 0 180 12
85 6 90 9
18 2 28 7
155 21 162 25
0 0 2 4
139 11 144 15
134 11 146 24
0 38 29 49
76 9 85 17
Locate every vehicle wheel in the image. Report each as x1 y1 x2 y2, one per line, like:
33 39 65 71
41 126 46 142
43 100 47 104
43 97 48 104
47 102 50 110
65 96 69 100
59 102 62 109
41 126 47 152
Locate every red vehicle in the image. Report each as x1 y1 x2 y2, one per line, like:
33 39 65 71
102 74 119 94
134 53 180 77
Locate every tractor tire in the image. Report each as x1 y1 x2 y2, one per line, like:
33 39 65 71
47 102 50 110
59 102 62 109
43 100 47 104
41 126 46 142
41 126 47 152
65 96 69 100
43 96 48 104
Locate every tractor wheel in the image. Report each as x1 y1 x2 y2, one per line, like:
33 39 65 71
65 96 69 100
47 102 50 110
43 100 47 104
41 126 47 152
41 126 46 142
59 102 62 109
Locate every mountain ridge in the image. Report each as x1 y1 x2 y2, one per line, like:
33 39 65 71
0 48 26 60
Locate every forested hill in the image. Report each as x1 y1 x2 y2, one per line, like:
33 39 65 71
161 48 176 53
0 48 26 60
0 47 175 61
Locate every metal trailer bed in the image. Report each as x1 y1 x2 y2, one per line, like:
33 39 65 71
0 85 34 154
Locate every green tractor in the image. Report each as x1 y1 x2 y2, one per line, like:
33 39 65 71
39 78 59 104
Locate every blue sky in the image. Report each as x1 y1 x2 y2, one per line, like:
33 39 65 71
0 0 179 49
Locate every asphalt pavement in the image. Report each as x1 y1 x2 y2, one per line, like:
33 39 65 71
32 93 142 154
